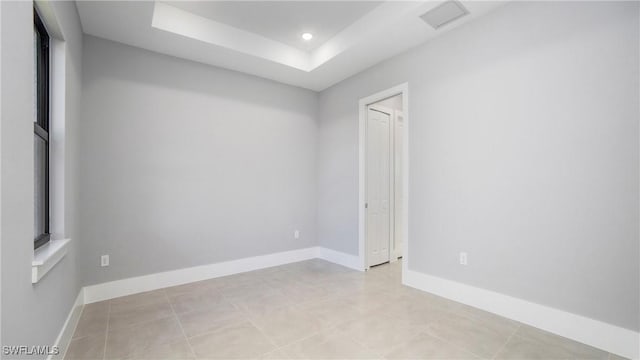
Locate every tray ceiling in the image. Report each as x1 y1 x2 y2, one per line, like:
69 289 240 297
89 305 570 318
76 1 507 91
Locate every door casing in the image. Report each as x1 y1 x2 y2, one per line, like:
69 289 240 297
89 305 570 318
358 83 409 273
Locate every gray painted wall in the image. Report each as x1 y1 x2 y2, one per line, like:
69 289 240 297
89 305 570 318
1 0 637 350
79 36 318 286
1 0 83 356
317 1 639 331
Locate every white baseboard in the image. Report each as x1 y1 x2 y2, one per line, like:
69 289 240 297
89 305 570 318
49 289 84 360
403 269 639 359
84 247 317 303
316 247 363 271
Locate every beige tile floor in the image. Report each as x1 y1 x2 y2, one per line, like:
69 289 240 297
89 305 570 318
65 259 623 360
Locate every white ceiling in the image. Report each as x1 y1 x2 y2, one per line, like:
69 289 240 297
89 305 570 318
76 1 508 91
163 1 382 52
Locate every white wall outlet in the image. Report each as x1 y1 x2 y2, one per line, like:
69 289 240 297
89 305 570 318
294 230 300 239
101 255 110 267
459 252 468 266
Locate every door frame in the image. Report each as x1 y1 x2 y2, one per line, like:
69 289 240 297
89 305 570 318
358 83 409 274
365 104 394 268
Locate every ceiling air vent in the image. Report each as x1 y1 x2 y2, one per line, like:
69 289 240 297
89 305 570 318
420 0 469 30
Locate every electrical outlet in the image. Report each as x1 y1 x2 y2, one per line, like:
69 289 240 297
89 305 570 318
294 230 300 239
101 255 110 267
459 252 468 266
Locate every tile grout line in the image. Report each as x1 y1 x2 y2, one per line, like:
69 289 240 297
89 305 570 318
235 301 295 356
180 301 245 343
259 325 324 357
236 296 292 355
163 289 198 360
397 313 488 360
421 300 526 359
423 323 492 359
349 330 393 359
102 300 111 360
229 291 338 358
292 295 407 359
337 307 414 359
175 293 293 358
353 302 482 360
369 329 425 359
491 323 522 359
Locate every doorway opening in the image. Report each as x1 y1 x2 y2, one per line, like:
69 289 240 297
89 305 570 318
358 83 409 278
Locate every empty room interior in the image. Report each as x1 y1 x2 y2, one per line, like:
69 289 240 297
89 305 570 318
1 0 639 359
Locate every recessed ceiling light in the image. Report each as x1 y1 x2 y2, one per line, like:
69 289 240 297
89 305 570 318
301 33 313 41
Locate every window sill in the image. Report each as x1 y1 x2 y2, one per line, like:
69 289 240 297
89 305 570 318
32 238 70 284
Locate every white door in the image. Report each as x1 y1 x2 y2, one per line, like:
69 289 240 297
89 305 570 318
366 107 391 267
394 111 404 258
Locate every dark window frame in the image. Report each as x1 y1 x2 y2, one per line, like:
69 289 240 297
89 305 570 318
34 8 50 250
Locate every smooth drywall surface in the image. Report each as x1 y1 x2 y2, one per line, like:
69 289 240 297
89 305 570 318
79 36 318 285
1 0 83 355
317 1 639 331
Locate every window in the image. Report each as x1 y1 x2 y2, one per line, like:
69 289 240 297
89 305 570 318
34 9 50 250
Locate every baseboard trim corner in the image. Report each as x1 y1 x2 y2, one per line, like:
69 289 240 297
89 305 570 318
316 247 363 271
83 247 317 304
403 269 639 359
49 288 84 360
